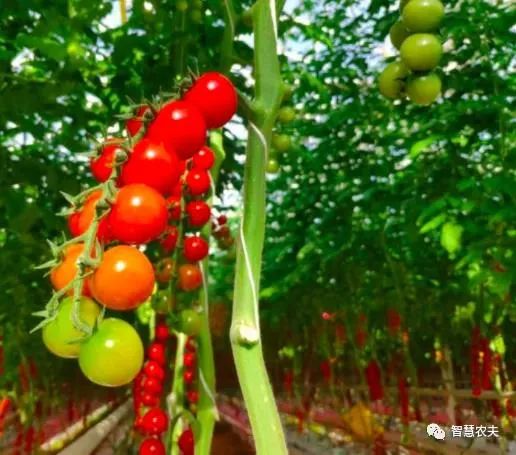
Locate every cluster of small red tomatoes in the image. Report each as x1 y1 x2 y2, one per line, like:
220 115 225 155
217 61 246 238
41 72 237 392
132 322 197 455
379 0 445 105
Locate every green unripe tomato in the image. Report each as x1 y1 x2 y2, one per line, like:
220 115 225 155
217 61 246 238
66 41 85 60
42 297 101 359
378 61 410 99
79 318 144 387
176 0 188 12
272 134 292 153
277 106 296 124
402 0 444 32
400 33 442 71
179 309 202 336
389 21 411 50
266 159 280 174
407 73 442 105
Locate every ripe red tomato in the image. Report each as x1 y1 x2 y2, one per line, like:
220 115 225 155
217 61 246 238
139 391 159 407
142 376 163 395
141 408 168 436
192 146 215 170
186 201 211 227
186 168 210 196
185 338 197 352
183 369 195 384
166 196 181 221
183 235 209 262
160 225 179 253
67 211 81 237
186 390 199 404
184 72 237 128
147 342 166 365
217 214 227 225
91 245 155 311
144 360 165 381
155 322 170 342
76 190 111 242
50 243 93 296
139 438 165 455
169 178 184 197
146 100 206 160
90 139 123 182
127 106 150 137
178 264 202 292
178 428 194 455
155 258 174 283
183 352 196 368
120 139 181 195
109 184 168 244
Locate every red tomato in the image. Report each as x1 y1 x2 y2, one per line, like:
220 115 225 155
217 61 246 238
178 428 194 455
166 196 181 221
183 235 209 262
120 139 181 195
139 437 165 455
192 146 215 170
91 245 155 310
146 100 206 160
142 376 163 396
217 214 227 225
109 184 168 244
178 264 202 292
76 190 111 242
183 352 196 368
186 168 210 196
67 211 81 237
144 360 165 381
169 179 183 197
155 322 170 342
183 369 195 384
90 139 124 182
186 391 199 404
139 391 159 407
142 408 168 435
184 72 237 128
127 106 150 137
147 342 166 365
186 201 211 227
160 225 179 253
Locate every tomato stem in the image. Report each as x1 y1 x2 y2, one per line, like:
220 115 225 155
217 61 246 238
229 1 288 453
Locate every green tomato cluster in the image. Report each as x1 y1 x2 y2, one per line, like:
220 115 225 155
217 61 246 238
42 297 144 387
379 0 445 105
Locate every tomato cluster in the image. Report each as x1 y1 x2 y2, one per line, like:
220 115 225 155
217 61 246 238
379 0 445 105
133 320 170 455
40 71 237 393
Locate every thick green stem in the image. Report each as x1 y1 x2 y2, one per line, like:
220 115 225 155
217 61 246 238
229 1 287 453
194 131 225 455
169 333 186 455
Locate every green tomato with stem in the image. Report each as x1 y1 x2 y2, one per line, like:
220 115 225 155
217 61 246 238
400 33 442 71
402 0 444 32
43 297 101 359
378 61 410 99
407 73 442 105
79 318 144 387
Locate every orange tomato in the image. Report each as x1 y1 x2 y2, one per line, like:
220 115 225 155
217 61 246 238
91 245 155 310
50 243 92 296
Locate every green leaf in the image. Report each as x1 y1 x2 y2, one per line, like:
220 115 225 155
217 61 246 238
440 222 463 254
419 213 447 234
409 135 441 159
